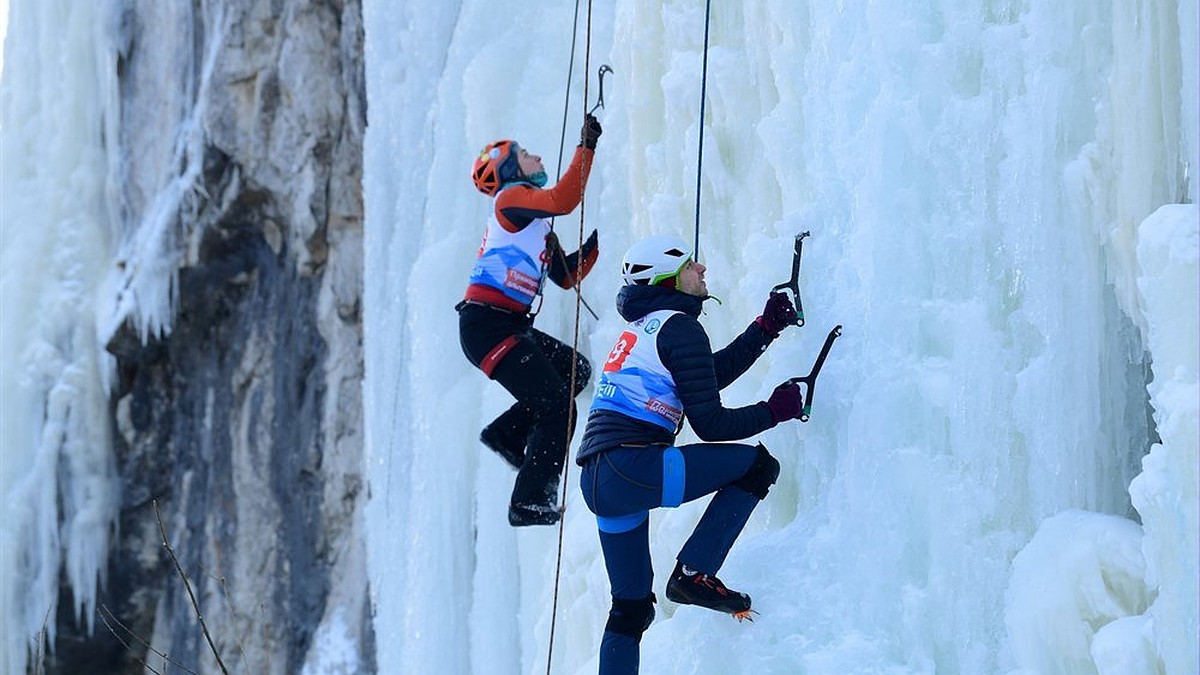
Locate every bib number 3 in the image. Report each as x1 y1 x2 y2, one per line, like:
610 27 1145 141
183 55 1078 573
604 331 638 372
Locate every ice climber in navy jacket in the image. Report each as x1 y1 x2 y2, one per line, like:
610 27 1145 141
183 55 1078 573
577 234 808 674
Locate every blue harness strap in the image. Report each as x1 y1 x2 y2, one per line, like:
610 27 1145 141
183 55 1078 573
661 446 685 508
597 511 648 534
594 445 685 532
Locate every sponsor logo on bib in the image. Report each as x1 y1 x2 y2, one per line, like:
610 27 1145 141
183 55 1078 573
645 398 682 425
505 268 539 296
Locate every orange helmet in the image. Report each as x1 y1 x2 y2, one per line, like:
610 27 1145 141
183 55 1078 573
472 140 521 196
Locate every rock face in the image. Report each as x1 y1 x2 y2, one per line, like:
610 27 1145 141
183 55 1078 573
45 1 370 673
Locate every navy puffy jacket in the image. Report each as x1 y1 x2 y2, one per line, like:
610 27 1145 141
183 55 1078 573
576 284 776 463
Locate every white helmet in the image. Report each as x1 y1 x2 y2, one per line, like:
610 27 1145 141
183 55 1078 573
621 235 693 285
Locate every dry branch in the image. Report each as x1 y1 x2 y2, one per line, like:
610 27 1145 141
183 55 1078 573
153 499 231 675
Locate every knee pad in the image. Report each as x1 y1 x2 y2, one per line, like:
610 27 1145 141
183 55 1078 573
733 443 780 500
605 593 656 641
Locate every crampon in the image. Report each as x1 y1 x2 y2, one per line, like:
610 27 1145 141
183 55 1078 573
732 608 759 623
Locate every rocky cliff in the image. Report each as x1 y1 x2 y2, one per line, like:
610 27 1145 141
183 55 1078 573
45 1 370 672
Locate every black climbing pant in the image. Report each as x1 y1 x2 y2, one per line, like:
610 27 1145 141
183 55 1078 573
458 302 591 508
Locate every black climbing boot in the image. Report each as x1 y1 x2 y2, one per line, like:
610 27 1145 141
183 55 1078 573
664 562 751 615
508 501 561 527
480 422 525 471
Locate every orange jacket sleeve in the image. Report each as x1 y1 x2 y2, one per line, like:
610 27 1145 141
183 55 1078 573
547 230 600 288
493 146 595 232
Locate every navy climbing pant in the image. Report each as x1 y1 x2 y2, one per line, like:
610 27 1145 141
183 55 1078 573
579 443 760 674
459 303 590 508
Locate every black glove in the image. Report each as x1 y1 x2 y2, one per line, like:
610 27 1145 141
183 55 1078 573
547 229 600 287
581 229 599 258
761 382 804 424
581 113 602 149
754 292 798 338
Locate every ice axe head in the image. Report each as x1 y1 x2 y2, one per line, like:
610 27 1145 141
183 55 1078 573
589 64 614 115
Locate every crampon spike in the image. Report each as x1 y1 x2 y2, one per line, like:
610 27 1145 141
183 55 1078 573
732 609 759 623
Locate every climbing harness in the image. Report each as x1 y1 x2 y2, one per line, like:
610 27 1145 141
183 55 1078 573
771 231 842 422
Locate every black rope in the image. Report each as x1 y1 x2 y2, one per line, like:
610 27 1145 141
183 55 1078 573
551 1 582 187
546 0 591 672
693 0 713 259
528 0 584 321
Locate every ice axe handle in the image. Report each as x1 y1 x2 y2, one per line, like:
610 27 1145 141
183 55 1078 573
787 324 842 422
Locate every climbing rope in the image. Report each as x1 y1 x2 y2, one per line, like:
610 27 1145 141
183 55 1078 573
530 0 601 323
527 0 583 322
693 0 713 259
546 0 593 672
544 2 712 668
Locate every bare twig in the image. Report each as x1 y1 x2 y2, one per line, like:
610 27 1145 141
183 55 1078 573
97 606 169 675
211 573 250 664
153 499 231 675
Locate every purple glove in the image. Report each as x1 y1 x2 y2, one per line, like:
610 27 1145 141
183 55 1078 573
755 292 798 338
761 382 804 424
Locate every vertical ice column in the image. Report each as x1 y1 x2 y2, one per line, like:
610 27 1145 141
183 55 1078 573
0 1 121 674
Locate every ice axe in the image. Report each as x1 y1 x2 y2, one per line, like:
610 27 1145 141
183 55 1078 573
769 230 842 421
557 63 610 322
785 325 842 422
588 64 614 115
770 231 810 327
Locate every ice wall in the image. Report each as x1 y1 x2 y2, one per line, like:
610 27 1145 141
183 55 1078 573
0 2 120 674
1003 0 1199 671
375 0 1198 672
1126 203 1197 675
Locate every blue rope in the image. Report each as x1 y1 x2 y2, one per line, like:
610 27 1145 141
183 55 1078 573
693 0 713 259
